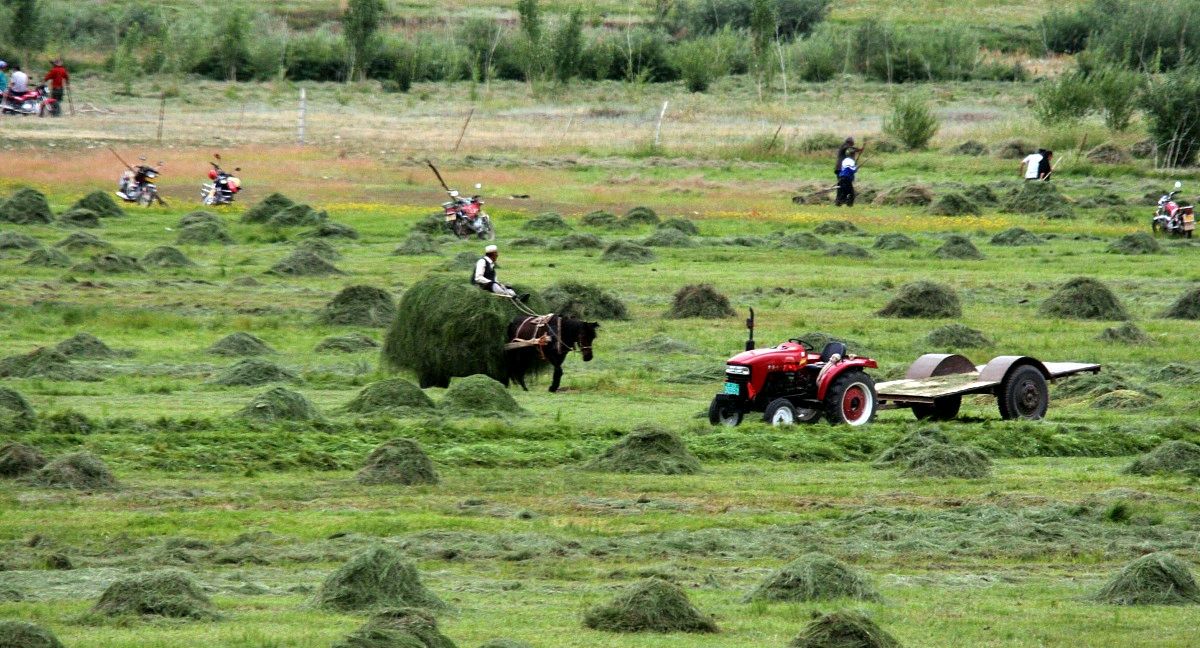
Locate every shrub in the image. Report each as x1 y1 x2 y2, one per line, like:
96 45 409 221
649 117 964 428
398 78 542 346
883 93 939 150
670 33 731 93
677 0 831 40
1039 7 1092 54
1034 73 1095 126
1093 65 1143 131
1140 66 1200 167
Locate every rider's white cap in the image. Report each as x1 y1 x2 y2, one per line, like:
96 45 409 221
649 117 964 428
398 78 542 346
484 244 498 254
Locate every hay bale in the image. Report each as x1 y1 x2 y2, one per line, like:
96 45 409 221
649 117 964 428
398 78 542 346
1108 233 1162 255
990 227 1043 246
0 188 53 224
315 333 379 353
719 235 768 247
393 233 442 256
1094 553 1200 605
0 231 41 250
546 233 603 250
0 621 64 648
949 140 987 156
22 248 72 267
872 233 917 250
55 332 118 358
873 429 951 467
928 192 981 216
601 241 656 264
582 210 619 227
826 243 872 259
993 139 1034 159
54 232 112 253
382 275 545 388
903 443 992 478
642 228 695 248
29 452 117 490
210 358 296 386
71 253 145 274
58 208 102 229
305 221 360 239
71 191 124 218
583 578 717 633
93 569 216 619
1092 389 1157 410
1124 440 1200 476
585 425 700 475
523 212 570 232
208 332 275 356
788 611 901 648
345 380 435 415
925 323 991 348
237 387 321 422
878 282 961 318
1163 286 1200 320
0 348 99 381
411 214 446 235
1096 322 1151 345
0 442 46 477
873 185 933 207
241 192 295 223
779 232 828 250
315 545 444 612
318 285 396 327
442 374 523 416
746 553 879 602
1040 277 1128 320
510 236 545 248
293 240 340 262
0 386 35 420
666 284 735 319
542 281 628 320
658 218 699 235
1087 143 1132 165
963 184 999 206
268 250 344 276
814 220 862 235
1003 182 1072 218
440 251 479 271
356 438 439 485
177 221 233 245
623 206 660 226
178 210 221 228
933 234 984 260
141 246 196 267
333 608 456 648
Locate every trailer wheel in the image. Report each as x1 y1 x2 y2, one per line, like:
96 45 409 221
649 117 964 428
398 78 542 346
824 370 877 426
708 397 743 427
912 396 962 421
997 365 1048 420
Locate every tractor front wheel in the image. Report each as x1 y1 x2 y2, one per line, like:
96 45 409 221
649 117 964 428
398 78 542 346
824 370 877 426
763 398 799 426
912 395 962 421
997 365 1048 420
708 397 743 427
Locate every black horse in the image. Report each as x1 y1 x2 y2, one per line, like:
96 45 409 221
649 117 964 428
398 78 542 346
504 315 599 392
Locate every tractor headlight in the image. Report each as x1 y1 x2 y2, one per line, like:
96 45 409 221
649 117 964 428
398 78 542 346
726 364 751 376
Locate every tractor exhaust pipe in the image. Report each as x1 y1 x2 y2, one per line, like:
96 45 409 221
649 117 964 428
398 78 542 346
745 308 755 351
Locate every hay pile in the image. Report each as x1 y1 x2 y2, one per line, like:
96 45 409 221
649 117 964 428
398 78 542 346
964 184 999 206
305 221 359 239
949 140 987 156
873 233 918 250
0 621 64 648
583 579 718 634
582 210 619 227
1094 553 1200 605
141 246 196 267
55 231 112 252
210 358 296 386
642 229 696 247
933 234 984 260
873 429 951 467
1096 322 1151 345
814 220 862 235
585 426 700 475
208 332 275 356
177 221 233 245
0 385 35 417
788 611 901 648
22 248 72 267
441 375 522 416
993 139 1033 159
72 190 124 217
345 380 435 414
55 332 118 358
332 608 456 648
1092 389 1157 410
877 281 961 318
479 640 531 648
315 545 444 612
720 235 769 247
0 348 99 381
902 443 993 478
658 218 699 235
601 241 656 264
316 333 379 353
746 553 879 602
0 231 41 250
1087 143 1131 164
71 253 145 274
411 214 445 235
1108 233 1162 255
1124 440 1200 476
58 208 102 229
666 284 735 319
318 285 397 327
383 275 544 388
542 281 628 320
296 239 341 261
1163 286 1200 320
1003 182 1073 218
178 211 221 228
0 188 53 224
826 243 872 258
241 192 295 223
357 438 439 485
1040 277 1128 320
928 192 981 216
237 387 322 422
623 206 660 226
393 233 442 256
510 236 545 248
441 252 479 271
990 227 1043 246
873 185 933 206
0 442 46 477
29 452 117 490
93 569 217 618
779 232 828 250
547 233 603 250
926 324 991 348
268 249 344 276
523 212 571 232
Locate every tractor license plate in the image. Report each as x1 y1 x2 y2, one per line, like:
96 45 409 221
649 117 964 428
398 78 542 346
723 382 740 395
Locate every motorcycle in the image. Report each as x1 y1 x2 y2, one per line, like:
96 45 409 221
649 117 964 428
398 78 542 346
1 83 56 116
200 155 242 206
427 161 494 240
115 157 166 206
1153 181 1196 239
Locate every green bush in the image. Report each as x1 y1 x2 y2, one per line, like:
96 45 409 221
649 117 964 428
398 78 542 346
670 32 732 93
676 0 831 40
1140 65 1200 167
1034 73 1095 126
883 93 939 150
1039 7 1092 54
1092 66 1143 131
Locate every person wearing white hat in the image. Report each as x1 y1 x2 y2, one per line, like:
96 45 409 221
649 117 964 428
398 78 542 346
473 244 526 300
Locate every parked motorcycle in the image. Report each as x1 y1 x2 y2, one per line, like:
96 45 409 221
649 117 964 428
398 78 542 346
200 155 242 206
1 84 55 116
427 161 494 240
115 157 165 206
1153 181 1196 239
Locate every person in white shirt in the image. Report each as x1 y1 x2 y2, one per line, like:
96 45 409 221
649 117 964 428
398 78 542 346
835 154 858 207
1021 149 1044 181
473 245 527 301
8 65 28 94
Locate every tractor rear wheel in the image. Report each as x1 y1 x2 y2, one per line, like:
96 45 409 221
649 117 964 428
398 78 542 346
912 395 962 421
823 370 877 426
997 365 1048 420
708 397 743 426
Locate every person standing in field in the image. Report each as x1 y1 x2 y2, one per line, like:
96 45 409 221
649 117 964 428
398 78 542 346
44 58 69 117
835 148 859 207
1021 148 1044 181
1037 149 1054 180
835 137 860 177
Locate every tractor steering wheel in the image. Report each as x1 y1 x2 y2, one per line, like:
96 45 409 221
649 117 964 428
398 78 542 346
787 338 812 351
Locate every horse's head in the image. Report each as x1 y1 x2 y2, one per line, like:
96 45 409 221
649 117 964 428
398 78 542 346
577 321 599 361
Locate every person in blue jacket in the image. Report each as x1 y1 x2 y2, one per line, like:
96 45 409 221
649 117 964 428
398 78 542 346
835 150 858 207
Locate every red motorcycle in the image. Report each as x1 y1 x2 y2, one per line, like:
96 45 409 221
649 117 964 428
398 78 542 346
427 161 494 240
1 84 56 116
1153 181 1196 239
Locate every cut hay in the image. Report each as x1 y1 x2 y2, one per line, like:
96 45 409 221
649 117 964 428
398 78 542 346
542 281 628 320
55 332 118 358
933 234 984 260
873 233 918 250
177 221 233 245
1094 553 1200 605
71 253 145 274
990 227 1043 246
873 429 951 467
994 139 1033 159
0 187 53 224
315 333 379 353
333 608 456 648
345 380 435 415
1092 389 1157 410
873 185 933 207
296 239 342 261
925 324 991 348
1096 322 1151 345
547 233 603 250
1040 277 1128 320
746 552 879 602
523 212 571 232
927 192 981 216
440 251 479 271
315 545 444 612
1087 143 1131 165
72 190 124 217
779 232 828 250
29 452 117 490
22 248 72 267
54 232 112 253
0 231 41 250
0 621 65 648
582 210 619 227
356 438 439 485
178 211 221 228
241 192 295 223
1150 363 1200 384
627 335 701 355
411 214 446 235
1003 182 1072 218
0 386 35 424
382 275 544 387
305 221 359 239
207 332 275 356
0 348 99 381
623 206 660 226
903 443 992 478
442 374 523 416
642 228 696 247
318 285 397 327
210 358 296 386
666 284 735 319
93 569 216 619
719 235 769 247
0 442 46 478
601 240 656 264
963 184 999 206
393 233 442 256
58 208 102 229
826 243 872 259
141 246 196 267
479 640 532 648
1108 233 1162 255
877 281 961 318
788 611 901 648
510 236 545 248
237 387 321 422
268 250 345 276
1163 286 1200 320
585 425 700 475
584 578 717 634
813 220 862 235
949 140 987 156
658 218 699 235
1124 440 1200 476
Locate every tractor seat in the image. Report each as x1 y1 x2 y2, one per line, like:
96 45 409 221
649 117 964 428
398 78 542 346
806 342 847 373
